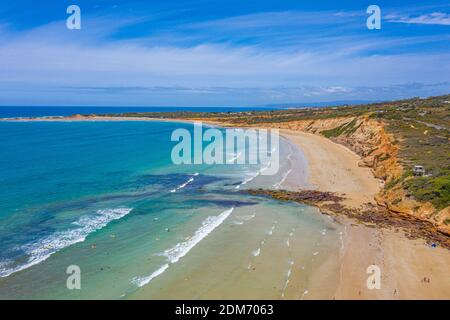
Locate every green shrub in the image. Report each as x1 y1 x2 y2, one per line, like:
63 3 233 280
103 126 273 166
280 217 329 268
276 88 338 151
403 173 450 209
320 118 360 138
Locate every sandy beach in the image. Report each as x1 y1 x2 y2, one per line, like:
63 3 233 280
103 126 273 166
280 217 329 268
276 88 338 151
332 223 450 299
279 129 381 208
279 129 450 299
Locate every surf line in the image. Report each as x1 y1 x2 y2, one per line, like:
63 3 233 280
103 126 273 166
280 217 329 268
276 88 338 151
0 207 133 278
273 149 293 189
132 207 234 287
247 223 277 269
273 168 292 189
281 227 296 298
227 152 242 163
235 170 260 190
170 173 199 193
281 260 294 298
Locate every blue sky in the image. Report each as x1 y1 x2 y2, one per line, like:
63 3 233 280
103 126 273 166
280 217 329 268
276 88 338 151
0 0 449 106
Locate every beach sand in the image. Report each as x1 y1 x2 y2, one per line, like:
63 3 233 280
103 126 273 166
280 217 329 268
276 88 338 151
330 222 450 300
279 129 380 208
279 129 450 299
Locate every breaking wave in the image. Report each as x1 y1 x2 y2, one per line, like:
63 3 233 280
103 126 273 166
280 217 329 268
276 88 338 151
0 207 133 278
132 207 234 287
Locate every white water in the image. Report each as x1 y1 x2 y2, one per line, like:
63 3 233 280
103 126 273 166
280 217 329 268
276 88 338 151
0 208 133 278
170 177 195 193
252 248 261 257
132 207 234 287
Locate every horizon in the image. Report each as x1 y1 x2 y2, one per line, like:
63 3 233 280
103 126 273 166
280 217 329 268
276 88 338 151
0 99 379 108
0 1 449 106
0 94 446 109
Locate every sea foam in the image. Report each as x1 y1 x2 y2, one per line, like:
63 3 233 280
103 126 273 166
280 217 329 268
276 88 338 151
235 171 259 189
170 177 194 193
132 207 234 287
163 207 234 263
0 207 132 278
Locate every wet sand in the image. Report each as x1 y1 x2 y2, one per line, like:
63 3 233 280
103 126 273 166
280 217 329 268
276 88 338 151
129 203 344 300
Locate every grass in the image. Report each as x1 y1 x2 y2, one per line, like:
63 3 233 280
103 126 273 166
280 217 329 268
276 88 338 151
320 118 361 138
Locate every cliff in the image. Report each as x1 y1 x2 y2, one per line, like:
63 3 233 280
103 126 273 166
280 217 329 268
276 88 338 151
255 115 450 236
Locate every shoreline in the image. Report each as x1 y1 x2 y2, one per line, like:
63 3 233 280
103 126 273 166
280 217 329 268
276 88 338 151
4 115 450 299
278 129 381 209
330 218 450 299
277 130 450 299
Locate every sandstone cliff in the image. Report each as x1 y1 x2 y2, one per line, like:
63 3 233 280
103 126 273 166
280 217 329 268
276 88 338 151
256 116 449 236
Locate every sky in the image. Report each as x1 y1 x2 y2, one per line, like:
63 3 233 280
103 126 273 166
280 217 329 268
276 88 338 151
0 0 449 106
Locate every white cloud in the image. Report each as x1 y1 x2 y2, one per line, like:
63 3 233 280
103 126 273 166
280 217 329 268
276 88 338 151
0 14 449 106
387 12 450 26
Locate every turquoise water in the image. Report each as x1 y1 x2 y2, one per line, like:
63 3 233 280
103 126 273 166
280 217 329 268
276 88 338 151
0 120 341 299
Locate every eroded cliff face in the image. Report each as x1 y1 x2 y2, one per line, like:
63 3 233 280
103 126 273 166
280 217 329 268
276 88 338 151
258 116 449 235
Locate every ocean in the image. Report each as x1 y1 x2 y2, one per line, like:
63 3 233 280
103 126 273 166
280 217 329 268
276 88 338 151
0 109 343 299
